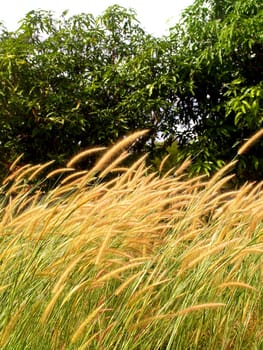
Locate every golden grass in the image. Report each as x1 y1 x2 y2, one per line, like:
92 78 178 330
237 128 263 155
0 131 262 349
66 147 106 168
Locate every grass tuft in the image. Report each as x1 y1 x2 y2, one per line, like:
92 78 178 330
0 131 262 349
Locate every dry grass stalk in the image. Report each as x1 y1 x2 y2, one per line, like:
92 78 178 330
218 281 258 292
180 239 239 272
94 261 148 285
114 272 142 296
66 147 106 168
175 303 226 316
95 228 113 265
28 160 55 181
159 153 171 173
2 164 31 186
46 167 75 179
70 303 105 344
0 303 26 348
8 153 24 172
60 170 88 185
174 157 191 176
238 128 263 155
208 160 237 186
98 150 130 178
90 130 148 175
15 164 41 183
41 255 84 323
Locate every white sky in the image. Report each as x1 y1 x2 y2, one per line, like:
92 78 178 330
1 0 194 36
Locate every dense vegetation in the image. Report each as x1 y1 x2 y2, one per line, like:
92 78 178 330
0 0 262 183
0 131 262 349
0 1 262 347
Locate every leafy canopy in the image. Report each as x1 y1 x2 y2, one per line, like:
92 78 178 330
0 0 262 183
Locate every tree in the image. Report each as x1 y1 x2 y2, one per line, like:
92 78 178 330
0 6 171 176
0 1 262 184
167 0 263 180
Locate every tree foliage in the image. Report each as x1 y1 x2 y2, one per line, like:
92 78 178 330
0 7 167 169
168 0 263 180
0 0 262 183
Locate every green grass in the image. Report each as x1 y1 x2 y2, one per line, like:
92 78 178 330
0 131 262 349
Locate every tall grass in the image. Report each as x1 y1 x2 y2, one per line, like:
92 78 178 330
0 131 262 349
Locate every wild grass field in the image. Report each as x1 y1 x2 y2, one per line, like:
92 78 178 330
0 130 262 349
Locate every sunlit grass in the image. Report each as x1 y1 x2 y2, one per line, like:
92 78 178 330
0 130 262 349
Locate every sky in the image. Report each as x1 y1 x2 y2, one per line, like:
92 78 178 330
0 0 194 36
